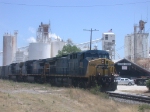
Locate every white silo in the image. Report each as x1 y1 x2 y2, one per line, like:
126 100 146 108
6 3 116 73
28 43 51 60
124 20 149 62
3 32 17 66
51 40 65 57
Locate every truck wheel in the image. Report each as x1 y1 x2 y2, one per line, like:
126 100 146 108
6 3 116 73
128 82 132 86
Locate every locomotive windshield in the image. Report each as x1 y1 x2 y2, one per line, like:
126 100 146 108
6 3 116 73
99 54 109 59
85 53 109 59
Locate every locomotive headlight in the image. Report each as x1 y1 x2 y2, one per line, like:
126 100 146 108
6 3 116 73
101 59 105 64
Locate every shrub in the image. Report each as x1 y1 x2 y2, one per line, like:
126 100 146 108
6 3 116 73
146 79 150 91
138 104 150 112
89 81 101 95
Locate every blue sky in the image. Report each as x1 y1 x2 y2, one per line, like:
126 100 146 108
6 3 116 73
0 0 150 61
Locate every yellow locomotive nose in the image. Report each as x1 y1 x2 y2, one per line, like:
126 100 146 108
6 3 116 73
85 57 117 91
86 58 115 77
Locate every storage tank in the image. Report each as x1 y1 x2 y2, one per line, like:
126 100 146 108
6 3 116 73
28 43 51 60
3 33 17 66
51 40 65 57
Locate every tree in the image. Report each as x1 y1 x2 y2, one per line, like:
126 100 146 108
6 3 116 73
56 44 81 57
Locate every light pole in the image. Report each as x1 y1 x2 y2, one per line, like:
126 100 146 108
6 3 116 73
83 28 99 50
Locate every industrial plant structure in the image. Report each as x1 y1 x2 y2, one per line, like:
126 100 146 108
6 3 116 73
28 22 52 61
3 31 17 66
124 20 149 63
102 30 116 60
1 22 117 66
2 22 65 66
75 30 116 60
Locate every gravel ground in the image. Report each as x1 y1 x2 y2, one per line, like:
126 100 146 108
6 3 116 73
111 85 150 105
116 85 148 91
115 84 150 97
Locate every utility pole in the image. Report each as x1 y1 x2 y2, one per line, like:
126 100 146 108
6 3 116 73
83 28 99 50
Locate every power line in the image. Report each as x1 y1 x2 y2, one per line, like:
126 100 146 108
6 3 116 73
116 45 125 51
0 1 150 7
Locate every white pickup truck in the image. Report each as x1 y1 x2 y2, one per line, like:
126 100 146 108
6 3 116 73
116 78 135 85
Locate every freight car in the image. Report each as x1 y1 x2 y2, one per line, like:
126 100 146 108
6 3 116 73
0 50 117 91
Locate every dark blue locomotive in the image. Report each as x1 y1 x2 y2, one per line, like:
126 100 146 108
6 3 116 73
0 50 117 91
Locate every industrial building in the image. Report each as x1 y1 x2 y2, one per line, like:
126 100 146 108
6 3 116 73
102 30 116 60
1 26 117 66
115 20 150 78
115 58 150 78
124 20 149 63
75 30 116 60
2 22 65 66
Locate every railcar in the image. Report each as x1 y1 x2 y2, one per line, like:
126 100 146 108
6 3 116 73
0 50 117 91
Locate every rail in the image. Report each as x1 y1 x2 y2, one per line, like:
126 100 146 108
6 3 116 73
106 91 150 103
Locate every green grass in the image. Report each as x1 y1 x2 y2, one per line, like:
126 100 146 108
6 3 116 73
138 104 150 112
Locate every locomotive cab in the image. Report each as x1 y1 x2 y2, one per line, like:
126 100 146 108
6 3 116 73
87 58 117 91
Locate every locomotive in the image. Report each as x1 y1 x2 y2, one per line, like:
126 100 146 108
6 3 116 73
0 50 117 91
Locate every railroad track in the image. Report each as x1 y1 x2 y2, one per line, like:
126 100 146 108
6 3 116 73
106 91 150 104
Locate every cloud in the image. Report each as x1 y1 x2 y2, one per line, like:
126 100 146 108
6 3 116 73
27 37 36 43
49 33 62 41
28 27 36 34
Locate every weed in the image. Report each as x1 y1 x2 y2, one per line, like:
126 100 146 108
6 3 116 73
89 82 109 99
138 104 150 112
7 93 11 98
69 89 73 98
89 81 101 95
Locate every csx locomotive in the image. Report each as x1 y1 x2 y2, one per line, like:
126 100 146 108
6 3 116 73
0 50 117 91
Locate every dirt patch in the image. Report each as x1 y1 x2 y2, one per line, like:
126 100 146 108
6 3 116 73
116 85 150 96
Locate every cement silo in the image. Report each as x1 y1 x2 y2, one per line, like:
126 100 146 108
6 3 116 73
51 40 65 57
28 43 51 60
3 32 17 66
124 20 149 62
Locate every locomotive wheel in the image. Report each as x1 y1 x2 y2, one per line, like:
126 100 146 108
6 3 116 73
40 77 46 84
78 80 87 88
22 76 27 82
8 76 12 80
49 78 56 86
34 77 38 83
72 79 78 87
16 76 22 82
